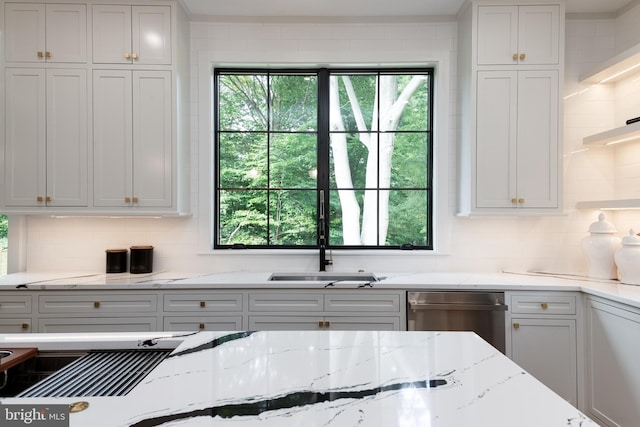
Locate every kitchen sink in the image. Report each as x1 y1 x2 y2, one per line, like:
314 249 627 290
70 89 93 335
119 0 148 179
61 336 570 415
268 272 380 283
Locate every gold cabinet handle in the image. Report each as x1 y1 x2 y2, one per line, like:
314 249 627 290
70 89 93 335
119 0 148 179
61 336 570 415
125 197 131 203
513 322 520 330
125 53 131 59
132 197 139 203
199 323 205 330
46 196 52 202
518 198 525 204
22 323 29 330
37 51 44 58
131 53 138 60
93 301 100 309
45 51 51 58
37 196 44 202
199 301 206 308
512 53 518 61
325 321 330 328
318 320 324 328
511 198 517 204
520 53 525 60
541 303 548 310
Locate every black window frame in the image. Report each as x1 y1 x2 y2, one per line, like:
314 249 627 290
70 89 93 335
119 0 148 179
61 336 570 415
214 67 434 250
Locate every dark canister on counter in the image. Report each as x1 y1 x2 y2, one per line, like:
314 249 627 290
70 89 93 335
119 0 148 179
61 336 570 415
105 249 128 273
130 245 153 274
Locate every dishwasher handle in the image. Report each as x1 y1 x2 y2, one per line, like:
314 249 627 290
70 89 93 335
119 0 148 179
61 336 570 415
409 302 508 311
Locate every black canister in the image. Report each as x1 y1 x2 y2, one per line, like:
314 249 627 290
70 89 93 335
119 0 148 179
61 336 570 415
106 249 128 273
130 246 153 274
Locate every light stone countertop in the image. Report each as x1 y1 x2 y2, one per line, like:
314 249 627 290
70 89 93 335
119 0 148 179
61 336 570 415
1 270 639 308
0 330 597 427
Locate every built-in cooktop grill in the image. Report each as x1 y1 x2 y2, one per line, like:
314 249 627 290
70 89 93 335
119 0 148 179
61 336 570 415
17 349 171 398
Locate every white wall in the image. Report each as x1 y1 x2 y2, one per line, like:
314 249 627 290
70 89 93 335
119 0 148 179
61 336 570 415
19 10 640 275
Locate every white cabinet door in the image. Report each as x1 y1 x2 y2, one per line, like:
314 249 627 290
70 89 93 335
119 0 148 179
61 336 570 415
38 317 158 333
4 68 46 207
93 4 171 65
164 316 244 332
132 71 172 207
4 3 86 63
510 318 577 406
93 70 172 208
46 69 88 207
249 316 325 331
4 68 88 208
586 299 640 427
475 70 558 210
477 5 559 66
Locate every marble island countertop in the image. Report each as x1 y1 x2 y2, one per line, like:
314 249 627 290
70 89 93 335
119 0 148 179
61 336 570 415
2 270 640 308
0 330 596 427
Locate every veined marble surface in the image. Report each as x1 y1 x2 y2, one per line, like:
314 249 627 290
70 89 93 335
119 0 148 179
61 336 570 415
1 331 596 426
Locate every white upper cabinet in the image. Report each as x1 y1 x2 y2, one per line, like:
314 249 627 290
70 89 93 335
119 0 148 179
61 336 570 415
92 5 171 65
4 68 88 208
477 5 559 66
4 3 87 63
93 70 172 209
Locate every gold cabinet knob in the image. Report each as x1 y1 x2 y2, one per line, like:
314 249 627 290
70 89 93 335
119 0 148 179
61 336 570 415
199 323 205 330
125 53 131 59
132 197 139 203
511 198 517 204
318 320 324 328
518 198 525 204
512 53 518 61
513 322 520 330
125 197 131 203
21 323 29 330
199 301 206 308
541 303 548 310
325 321 330 328
520 53 525 60
131 53 138 60
37 51 44 58
93 301 100 309
45 51 51 58
46 196 52 202
37 196 44 202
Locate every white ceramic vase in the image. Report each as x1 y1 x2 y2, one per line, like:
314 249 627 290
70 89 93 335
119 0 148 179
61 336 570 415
615 229 640 286
581 213 620 280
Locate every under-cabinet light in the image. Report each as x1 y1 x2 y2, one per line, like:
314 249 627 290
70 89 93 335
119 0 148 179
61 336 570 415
605 134 640 146
599 63 640 83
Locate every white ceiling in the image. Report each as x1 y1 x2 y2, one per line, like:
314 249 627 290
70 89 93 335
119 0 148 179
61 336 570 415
182 0 635 19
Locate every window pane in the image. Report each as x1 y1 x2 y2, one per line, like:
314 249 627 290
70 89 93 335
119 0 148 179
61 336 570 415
379 74 430 131
385 190 429 246
390 132 429 188
218 74 268 131
218 133 267 188
270 133 317 189
270 74 317 132
218 190 268 245
330 133 377 189
330 74 376 132
269 190 317 245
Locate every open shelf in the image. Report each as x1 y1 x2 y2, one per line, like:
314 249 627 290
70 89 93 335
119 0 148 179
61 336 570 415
583 120 640 146
576 199 640 210
579 43 640 84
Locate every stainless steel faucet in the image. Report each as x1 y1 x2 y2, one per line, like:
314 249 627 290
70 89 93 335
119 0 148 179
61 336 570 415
319 190 332 271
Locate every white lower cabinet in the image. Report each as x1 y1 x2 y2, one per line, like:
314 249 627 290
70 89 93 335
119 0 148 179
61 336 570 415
0 293 33 333
586 297 640 427
164 316 243 332
162 292 244 331
248 316 400 331
506 292 581 407
36 292 158 332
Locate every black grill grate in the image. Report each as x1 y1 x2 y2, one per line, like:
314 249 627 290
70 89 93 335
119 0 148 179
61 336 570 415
17 349 170 398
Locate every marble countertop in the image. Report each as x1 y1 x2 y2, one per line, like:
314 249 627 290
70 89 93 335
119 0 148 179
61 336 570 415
2 270 640 309
0 330 596 427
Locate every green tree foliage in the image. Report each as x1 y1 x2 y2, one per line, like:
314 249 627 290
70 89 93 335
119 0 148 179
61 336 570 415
0 215 7 240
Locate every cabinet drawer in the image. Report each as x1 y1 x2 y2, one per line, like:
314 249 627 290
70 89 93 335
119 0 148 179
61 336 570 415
164 316 243 331
0 318 32 333
0 295 32 315
37 317 158 333
324 293 401 313
163 293 243 312
510 295 576 315
249 293 323 312
38 293 157 314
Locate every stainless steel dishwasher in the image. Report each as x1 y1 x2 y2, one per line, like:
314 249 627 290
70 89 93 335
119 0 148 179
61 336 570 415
407 291 508 353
